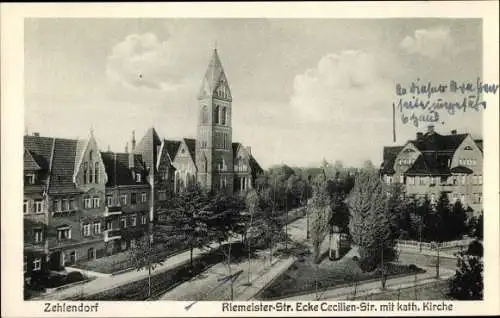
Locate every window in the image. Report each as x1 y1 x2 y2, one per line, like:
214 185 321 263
89 162 93 183
34 200 43 214
69 199 75 210
33 258 41 271
92 196 100 209
430 193 436 204
201 105 208 124
120 217 127 229
131 193 137 204
24 256 27 273
461 175 466 185
419 177 426 185
141 193 147 203
399 175 404 184
120 194 127 205
34 228 43 243
135 173 141 183
23 200 28 214
84 197 92 209
25 173 35 185
214 105 220 124
106 195 113 206
407 177 415 185
131 216 137 227
83 162 89 183
452 176 458 185
89 150 93 161
82 223 91 237
94 162 99 183
415 176 420 185
62 199 69 211
141 215 147 225
93 222 101 234
478 175 483 185
106 220 113 230
221 107 227 125
57 227 71 240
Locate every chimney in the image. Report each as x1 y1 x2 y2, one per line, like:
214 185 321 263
427 125 435 133
451 129 457 135
129 144 135 169
107 145 111 152
32 132 40 137
416 132 423 139
131 130 136 152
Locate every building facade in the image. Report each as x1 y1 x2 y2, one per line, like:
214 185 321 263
380 125 483 216
23 48 263 283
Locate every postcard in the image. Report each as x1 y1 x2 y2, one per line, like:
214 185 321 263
1 1 499 317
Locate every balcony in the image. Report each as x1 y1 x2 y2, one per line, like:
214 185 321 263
104 229 121 242
104 206 122 217
24 241 45 252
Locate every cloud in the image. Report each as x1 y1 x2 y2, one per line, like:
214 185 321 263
106 33 184 90
400 27 454 59
290 50 394 124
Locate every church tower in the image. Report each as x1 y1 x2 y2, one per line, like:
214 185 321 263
196 48 234 194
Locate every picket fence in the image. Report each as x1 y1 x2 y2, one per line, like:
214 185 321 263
396 238 474 250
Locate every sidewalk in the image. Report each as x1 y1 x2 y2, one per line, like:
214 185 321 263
158 251 295 301
34 211 308 301
280 266 455 301
157 215 309 301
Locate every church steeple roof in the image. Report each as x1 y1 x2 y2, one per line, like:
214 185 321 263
198 48 230 100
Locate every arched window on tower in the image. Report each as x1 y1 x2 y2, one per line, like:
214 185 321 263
89 150 93 161
221 107 227 125
201 105 208 124
83 162 89 184
214 105 220 124
94 162 99 183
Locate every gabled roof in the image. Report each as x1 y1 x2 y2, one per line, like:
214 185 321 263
134 127 161 171
198 49 230 99
183 138 196 163
474 139 483 152
380 146 404 174
24 135 53 170
232 142 241 160
405 152 451 176
101 152 148 186
164 139 181 161
411 132 468 152
24 149 43 171
48 138 80 193
249 155 264 176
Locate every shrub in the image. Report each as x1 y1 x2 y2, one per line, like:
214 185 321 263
66 271 85 284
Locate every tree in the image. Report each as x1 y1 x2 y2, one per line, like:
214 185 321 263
308 174 332 263
385 183 407 240
448 200 469 240
362 159 375 172
469 213 483 240
422 194 441 242
243 189 259 285
449 240 483 300
128 235 164 298
347 171 396 274
206 193 246 300
159 185 212 271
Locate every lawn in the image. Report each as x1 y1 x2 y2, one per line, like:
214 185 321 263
74 240 189 274
355 279 455 300
259 256 425 300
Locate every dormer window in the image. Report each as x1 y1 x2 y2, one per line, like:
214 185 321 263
24 173 36 185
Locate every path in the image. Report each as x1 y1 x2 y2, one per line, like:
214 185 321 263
158 215 310 301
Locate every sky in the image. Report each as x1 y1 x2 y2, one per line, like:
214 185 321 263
25 18 484 169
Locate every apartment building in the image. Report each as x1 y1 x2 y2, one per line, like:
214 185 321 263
381 125 483 216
